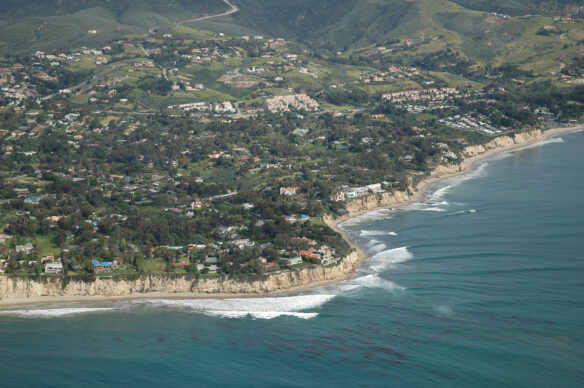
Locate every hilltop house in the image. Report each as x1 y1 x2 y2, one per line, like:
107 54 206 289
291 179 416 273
280 187 298 196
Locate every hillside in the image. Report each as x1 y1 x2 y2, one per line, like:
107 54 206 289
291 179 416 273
0 0 227 54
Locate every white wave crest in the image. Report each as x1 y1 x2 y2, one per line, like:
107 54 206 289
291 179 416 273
368 243 387 254
360 230 398 237
136 294 335 319
0 307 116 318
428 185 451 202
420 207 446 212
352 275 404 291
203 311 318 319
360 230 389 236
365 239 381 247
339 209 392 227
448 209 477 216
516 137 564 151
369 247 413 272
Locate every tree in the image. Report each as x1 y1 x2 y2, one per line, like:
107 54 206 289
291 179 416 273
134 253 145 273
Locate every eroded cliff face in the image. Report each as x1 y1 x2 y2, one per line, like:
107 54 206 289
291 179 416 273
341 129 544 216
0 130 544 301
0 251 361 299
344 190 411 214
463 129 543 157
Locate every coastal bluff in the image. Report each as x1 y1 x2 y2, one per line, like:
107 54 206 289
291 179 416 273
0 129 546 302
0 251 361 300
341 129 544 215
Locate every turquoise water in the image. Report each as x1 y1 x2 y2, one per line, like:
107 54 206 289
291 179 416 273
1 131 584 387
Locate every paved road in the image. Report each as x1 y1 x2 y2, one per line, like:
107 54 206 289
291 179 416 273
178 0 239 25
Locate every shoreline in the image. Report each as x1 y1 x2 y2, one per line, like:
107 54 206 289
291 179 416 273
323 125 583 275
0 125 581 308
326 125 583 230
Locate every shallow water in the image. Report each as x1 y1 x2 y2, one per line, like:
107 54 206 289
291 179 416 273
1 132 583 387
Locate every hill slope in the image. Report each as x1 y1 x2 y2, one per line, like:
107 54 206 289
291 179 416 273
0 0 227 54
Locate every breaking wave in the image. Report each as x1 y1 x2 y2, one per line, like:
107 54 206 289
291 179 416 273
352 275 404 291
134 294 335 320
0 307 116 318
428 185 451 202
448 209 477 216
368 243 388 254
339 209 392 227
365 239 381 247
369 247 413 273
360 230 398 237
360 230 389 236
514 137 563 151
420 207 446 212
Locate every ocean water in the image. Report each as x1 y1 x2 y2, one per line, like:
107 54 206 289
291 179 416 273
1 132 584 387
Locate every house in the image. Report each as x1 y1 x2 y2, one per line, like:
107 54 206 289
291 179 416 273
262 261 278 270
172 262 192 267
45 262 63 274
282 256 303 266
92 259 119 272
367 183 382 192
205 256 219 265
15 242 34 255
329 191 345 202
280 187 298 196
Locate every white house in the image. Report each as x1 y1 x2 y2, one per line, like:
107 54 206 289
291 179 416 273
45 262 63 274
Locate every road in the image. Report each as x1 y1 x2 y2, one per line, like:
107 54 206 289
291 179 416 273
177 0 239 25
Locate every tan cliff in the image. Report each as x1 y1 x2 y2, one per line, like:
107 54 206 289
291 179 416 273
0 251 361 300
337 129 544 217
0 129 551 303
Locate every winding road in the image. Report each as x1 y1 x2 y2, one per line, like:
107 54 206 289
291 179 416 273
178 0 239 25
149 0 239 34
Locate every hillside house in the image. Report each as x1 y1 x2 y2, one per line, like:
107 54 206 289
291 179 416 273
280 187 298 196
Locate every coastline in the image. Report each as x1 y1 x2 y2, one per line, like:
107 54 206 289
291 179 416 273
323 125 583 271
0 125 581 308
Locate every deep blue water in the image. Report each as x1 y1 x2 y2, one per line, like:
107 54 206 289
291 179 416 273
1 131 584 387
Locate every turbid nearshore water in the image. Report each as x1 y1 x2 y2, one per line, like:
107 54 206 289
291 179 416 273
0 125 581 307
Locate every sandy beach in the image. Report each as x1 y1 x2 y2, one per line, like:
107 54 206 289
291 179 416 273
0 125 581 308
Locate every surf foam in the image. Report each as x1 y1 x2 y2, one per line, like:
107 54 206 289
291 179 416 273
339 209 392 227
136 294 335 320
352 274 404 291
368 247 413 273
368 243 388 254
420 207 446 212
0 307 116 318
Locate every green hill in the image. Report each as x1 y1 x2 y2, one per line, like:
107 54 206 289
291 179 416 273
0 0 227 54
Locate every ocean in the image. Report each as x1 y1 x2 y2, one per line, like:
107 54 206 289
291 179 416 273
1 131 583 387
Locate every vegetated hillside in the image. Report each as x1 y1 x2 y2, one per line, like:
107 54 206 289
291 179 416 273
217 0 582 72
0 0 227 54
450 0 583 16
228 0 418 48
224 0 581 51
